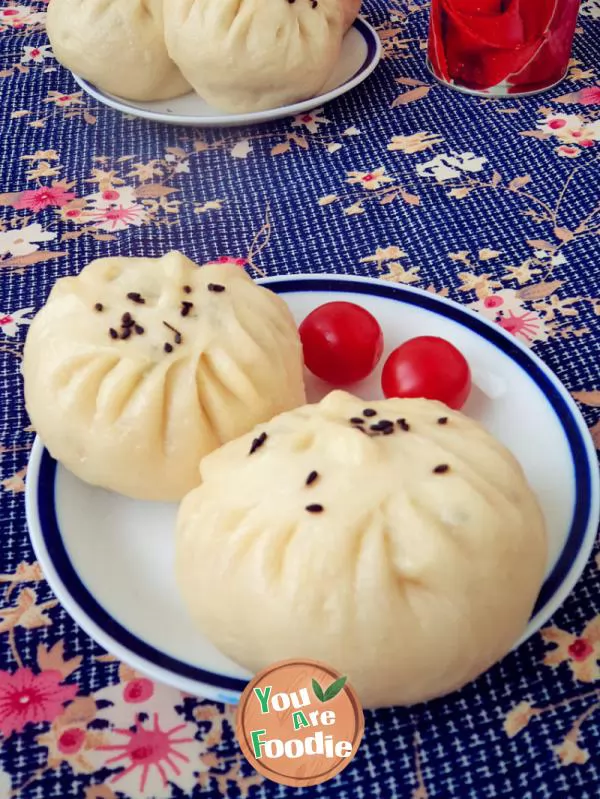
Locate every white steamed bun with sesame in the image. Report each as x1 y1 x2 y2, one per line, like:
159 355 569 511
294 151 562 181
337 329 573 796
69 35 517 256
22 252 305 501
176 390 547 708
164 0 356 114
46 0 190 101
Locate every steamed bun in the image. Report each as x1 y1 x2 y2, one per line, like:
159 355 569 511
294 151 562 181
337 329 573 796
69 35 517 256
23 253 305 502
46 0 190 101
176 391 547 708
164 0 346 113
342 0 363 31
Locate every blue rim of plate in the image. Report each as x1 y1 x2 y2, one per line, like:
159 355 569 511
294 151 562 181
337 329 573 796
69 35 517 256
75 17 381 124
28 276 599 695
343 17 380 87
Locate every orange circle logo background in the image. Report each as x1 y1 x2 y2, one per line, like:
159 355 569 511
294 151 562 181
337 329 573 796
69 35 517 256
236 659 364 788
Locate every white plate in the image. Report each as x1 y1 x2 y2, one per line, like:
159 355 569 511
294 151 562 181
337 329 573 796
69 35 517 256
71 19 382 128
25 275 600 705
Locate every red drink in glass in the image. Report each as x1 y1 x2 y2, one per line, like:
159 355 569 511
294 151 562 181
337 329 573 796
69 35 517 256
428 0 581 96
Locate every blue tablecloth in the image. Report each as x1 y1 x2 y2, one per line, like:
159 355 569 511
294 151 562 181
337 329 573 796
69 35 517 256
0 2 599 797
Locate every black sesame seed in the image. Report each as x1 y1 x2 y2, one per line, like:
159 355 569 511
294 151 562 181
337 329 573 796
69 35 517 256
109 328 118 340
370 420 394 433
397 418 410 432
127 292 146 305
134 324 145 335
121 312 134 327
164 343 174 354
437 417 449 425
183 285 192 294
433 464 450 474
163 321 182 344
363 408 377 418
306 504 324 514
207 283 226 293
120 328 132 340
306 471 319 486
180 301 193 318
350 417 365 425
94 303 104 312
249 432 268 455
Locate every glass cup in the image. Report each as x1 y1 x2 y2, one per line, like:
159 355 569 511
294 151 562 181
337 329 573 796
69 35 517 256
427 0 582 96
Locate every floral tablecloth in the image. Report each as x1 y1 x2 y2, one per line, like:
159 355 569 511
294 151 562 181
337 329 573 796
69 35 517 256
1 2 599 798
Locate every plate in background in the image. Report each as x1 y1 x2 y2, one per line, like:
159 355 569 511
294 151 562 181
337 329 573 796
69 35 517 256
71 18 382 128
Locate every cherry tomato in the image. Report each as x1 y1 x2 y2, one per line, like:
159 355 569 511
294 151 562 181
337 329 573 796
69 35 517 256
299 302 384 386
381 336 471 410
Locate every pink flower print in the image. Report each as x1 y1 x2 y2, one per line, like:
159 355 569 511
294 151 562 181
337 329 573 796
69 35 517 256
579 86 600 105
89 203 147 233
56 203 87 224
483 296 503 309
497 309 544 342
13 185 76 212
469 290 547 346
123 678 154 704
0 669 78 737
91 679 200 798
568 638 594 661
209 256 247 267
556 144 581 158
57 726 86 755
99 713 195 794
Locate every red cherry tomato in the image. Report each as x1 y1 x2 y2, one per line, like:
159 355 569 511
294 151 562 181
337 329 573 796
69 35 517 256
299 302 384 386
381 336 471 410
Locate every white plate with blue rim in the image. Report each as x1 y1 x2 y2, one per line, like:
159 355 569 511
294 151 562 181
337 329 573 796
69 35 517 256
70 18 382 128
26 274 600 705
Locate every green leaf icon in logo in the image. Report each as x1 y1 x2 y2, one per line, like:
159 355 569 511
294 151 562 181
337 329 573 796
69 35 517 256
312 678 326 702
312 675 348 703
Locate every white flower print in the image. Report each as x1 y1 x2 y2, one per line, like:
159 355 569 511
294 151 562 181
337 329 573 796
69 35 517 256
556 145 582 159
0 308 34 338
534 250 568 268
0 5 46 27
538 114 600 147
538 113 582 136
581 0 600 18
0 224 56 257
416 152 488 182
0 768 11 798
22 44 52 64
86 187 137 209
